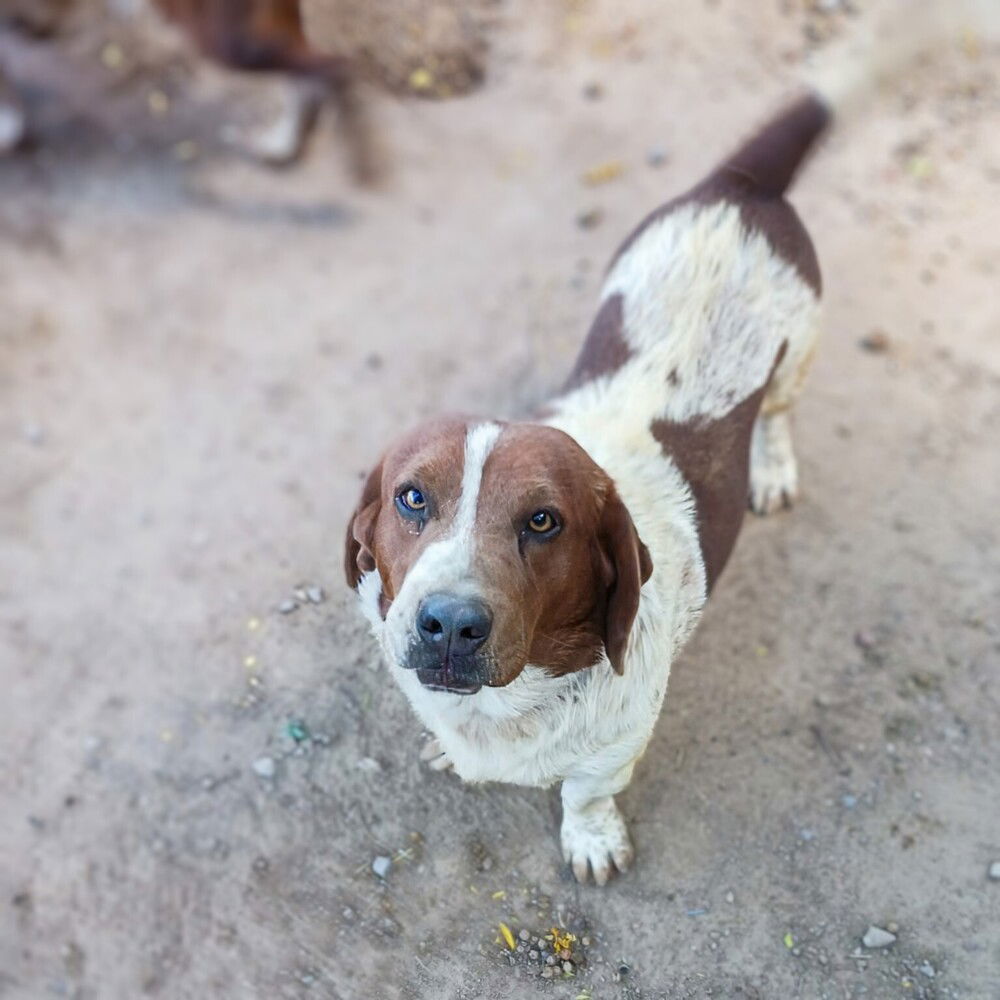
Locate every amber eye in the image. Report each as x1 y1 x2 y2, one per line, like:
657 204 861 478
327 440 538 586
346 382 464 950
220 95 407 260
396 487 427 515
526 509 557 534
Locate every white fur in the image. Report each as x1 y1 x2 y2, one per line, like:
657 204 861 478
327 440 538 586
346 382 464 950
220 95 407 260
378 421 501 668
750 410 798 514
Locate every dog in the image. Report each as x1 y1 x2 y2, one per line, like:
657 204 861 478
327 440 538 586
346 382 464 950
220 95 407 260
155 0 369 170
0 0 371 173
344 2 996 884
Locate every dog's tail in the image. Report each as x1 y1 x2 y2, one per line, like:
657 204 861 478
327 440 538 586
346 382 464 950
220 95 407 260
721 0 1000 198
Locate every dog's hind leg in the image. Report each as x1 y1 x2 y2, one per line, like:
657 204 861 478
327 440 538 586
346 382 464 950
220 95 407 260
0 70 26 155
750 314 820 515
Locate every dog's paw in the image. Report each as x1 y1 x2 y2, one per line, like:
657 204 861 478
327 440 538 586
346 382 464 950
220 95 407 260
561 797 634 886
750 412 798 516
0 97 26 155
419 737 454 772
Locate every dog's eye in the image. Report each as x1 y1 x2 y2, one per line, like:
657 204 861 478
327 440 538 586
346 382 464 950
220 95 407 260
396 487 427 515
526 509 559 535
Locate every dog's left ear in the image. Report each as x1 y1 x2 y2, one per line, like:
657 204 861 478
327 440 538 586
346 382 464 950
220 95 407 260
598 485 653 675
343 458 384 588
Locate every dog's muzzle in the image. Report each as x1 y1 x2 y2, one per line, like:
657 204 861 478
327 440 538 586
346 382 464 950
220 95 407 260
404 592 492 694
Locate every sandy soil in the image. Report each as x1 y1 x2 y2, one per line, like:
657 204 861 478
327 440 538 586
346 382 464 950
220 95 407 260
2 2 999 998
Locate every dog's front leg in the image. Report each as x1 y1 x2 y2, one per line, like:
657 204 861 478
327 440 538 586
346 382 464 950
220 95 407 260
560 760 636 886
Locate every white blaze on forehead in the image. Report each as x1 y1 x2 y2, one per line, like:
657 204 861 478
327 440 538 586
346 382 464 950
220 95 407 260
453 422 503 549
379 421 502 665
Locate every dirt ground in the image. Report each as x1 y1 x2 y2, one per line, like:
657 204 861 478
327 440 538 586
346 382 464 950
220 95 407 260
2 2 999 998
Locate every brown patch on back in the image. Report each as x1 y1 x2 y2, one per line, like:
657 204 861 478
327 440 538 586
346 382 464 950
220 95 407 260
562 293 633 392
652 344 786 590
608 94 829 294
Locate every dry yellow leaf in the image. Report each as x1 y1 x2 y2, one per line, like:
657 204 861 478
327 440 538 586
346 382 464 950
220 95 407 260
499 922 516 951
582 160 624 186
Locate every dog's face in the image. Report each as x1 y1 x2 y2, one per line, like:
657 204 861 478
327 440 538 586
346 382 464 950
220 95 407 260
344 418 652 695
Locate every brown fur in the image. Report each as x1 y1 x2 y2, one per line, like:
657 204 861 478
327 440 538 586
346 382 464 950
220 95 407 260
649 345 785 592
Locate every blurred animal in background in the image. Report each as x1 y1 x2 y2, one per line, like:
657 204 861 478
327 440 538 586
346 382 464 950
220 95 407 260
0 0 376 177
0 0 69 152
154 0 372 173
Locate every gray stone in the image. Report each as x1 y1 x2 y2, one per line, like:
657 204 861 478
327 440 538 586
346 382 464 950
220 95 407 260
306 586 325 604
252 756 276 778
372 855 392 879
862 926 896 949
646 146 668 168
988 861 1000 880
278 599 298 614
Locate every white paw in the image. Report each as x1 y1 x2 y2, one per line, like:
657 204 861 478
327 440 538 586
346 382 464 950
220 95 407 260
561 798 634 886
0 100 26 154
419 737 454 772
750 412 798 516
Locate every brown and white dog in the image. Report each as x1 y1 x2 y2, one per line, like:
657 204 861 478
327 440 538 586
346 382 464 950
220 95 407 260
344 3 996 884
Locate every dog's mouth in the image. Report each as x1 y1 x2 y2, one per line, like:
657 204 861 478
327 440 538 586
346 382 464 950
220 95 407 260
415 667 482 696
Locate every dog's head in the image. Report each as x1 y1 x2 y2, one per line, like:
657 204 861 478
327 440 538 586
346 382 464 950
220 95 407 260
344 417 652 694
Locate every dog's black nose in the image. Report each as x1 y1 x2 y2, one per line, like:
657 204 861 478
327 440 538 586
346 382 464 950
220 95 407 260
416 593 492 656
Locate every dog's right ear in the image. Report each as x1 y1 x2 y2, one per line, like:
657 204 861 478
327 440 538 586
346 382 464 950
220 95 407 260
343 458 384 588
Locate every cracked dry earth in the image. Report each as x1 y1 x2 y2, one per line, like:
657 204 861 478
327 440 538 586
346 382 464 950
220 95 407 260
2 1 999 998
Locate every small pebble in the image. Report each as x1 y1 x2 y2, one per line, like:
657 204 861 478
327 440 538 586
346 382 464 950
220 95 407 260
372 855 392 879
854 630 875 650
842 794 857 809
279 599 298 614
306 586 325 604
519 929 530 942
576 208 604 229
356 757 382 773
252 756 276 778
725 891 735 904
562 961 574 974
988 861 1000 880
541 967 554 979
860 330 890 353
646 146 668 168
22 422 45 445
528 949 539 960
582 81 604 100
862 926 896 949
919 961 936 978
